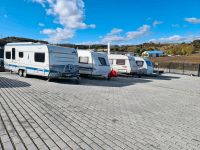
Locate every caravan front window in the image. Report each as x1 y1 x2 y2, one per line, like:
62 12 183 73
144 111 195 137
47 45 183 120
6 52 11 59
136 61 144 67
79 57 89 64
116 59 125 65
12 48 15 60
35 53 45 63
98 57 107 66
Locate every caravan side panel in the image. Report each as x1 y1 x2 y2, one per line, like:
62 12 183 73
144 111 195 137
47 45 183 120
4 44 50 77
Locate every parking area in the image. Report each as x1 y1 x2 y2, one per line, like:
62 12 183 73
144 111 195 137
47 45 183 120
0 72 200 150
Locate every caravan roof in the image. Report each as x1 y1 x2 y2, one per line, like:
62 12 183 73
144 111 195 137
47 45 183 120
108 54 129 60
5 42 76 54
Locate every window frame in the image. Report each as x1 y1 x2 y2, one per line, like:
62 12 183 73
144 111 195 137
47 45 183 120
19 52 24 58
98 57 107 66
6 51 11 59
136 61 144 67
116 59 126 65
79 56 89 64
34 52 45 63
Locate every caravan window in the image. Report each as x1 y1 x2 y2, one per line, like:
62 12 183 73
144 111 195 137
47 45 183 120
116 59 125 65
19 52 23 58
12 48 15 60
6 52 11 59
79 57 89 64
35 53 45 63
136 61 144 67
98 57 107 66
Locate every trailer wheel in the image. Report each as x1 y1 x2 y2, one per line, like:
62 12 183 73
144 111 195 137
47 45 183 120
18 70 23 77
23 70 28 78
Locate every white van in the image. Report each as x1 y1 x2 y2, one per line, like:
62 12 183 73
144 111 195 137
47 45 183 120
4 42 80 82
135 57 153 75
77 50 111 79
108 54 140 76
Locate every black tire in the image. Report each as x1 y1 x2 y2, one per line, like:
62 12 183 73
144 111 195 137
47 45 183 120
23 70 28 78
18 70 23 77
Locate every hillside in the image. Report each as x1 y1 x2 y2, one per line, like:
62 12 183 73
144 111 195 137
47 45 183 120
1 37 200 57
0 37 48 47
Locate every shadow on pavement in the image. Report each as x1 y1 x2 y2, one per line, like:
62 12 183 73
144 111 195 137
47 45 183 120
0 77 31 88
145 75 181 81
80 77 152 87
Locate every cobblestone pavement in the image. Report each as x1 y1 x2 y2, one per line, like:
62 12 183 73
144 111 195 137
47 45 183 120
0 72 200 150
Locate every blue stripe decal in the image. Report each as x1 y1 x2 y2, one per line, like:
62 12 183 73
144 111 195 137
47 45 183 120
5 64 50 73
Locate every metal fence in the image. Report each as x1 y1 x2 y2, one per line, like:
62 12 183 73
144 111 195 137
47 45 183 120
154 62 200 77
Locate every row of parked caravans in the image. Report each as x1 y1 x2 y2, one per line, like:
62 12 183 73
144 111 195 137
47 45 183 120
3 42 153 82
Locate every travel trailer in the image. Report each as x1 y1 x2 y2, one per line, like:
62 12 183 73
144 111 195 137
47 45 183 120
4 42 80 82
77 50 111 79
134 57 153 75
108 54 140 76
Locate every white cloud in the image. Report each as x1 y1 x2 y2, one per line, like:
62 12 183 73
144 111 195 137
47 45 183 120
109 28 123 35
32 0 95 43
38 22 45 27
149 35 200 43
153 20 163 27
184 17 200 24
126 25 150 40
101 25 151 43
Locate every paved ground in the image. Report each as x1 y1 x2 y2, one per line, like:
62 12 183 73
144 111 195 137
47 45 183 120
0 72 200 150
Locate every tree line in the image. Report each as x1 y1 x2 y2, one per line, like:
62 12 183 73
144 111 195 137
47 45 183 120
1 37 200 56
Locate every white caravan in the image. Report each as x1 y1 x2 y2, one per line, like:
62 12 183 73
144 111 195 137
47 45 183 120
77 50 111 78
135 57 153 75
108 54 140 76
4 42 79 81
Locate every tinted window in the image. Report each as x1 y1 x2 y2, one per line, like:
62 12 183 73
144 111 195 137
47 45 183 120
116 59 125 65
6 52 11 59
35 53 45 63
146 61 152 67
98 57 107 66
19 52 23 58
136 61 144 67
12 48 15 60
79 57 89 64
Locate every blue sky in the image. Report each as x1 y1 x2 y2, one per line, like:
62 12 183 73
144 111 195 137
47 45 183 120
0 0 200 44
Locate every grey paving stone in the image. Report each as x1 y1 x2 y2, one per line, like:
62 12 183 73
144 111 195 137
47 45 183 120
0 73 200 150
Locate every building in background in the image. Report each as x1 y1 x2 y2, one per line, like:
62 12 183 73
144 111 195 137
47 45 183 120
142 50 164 57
